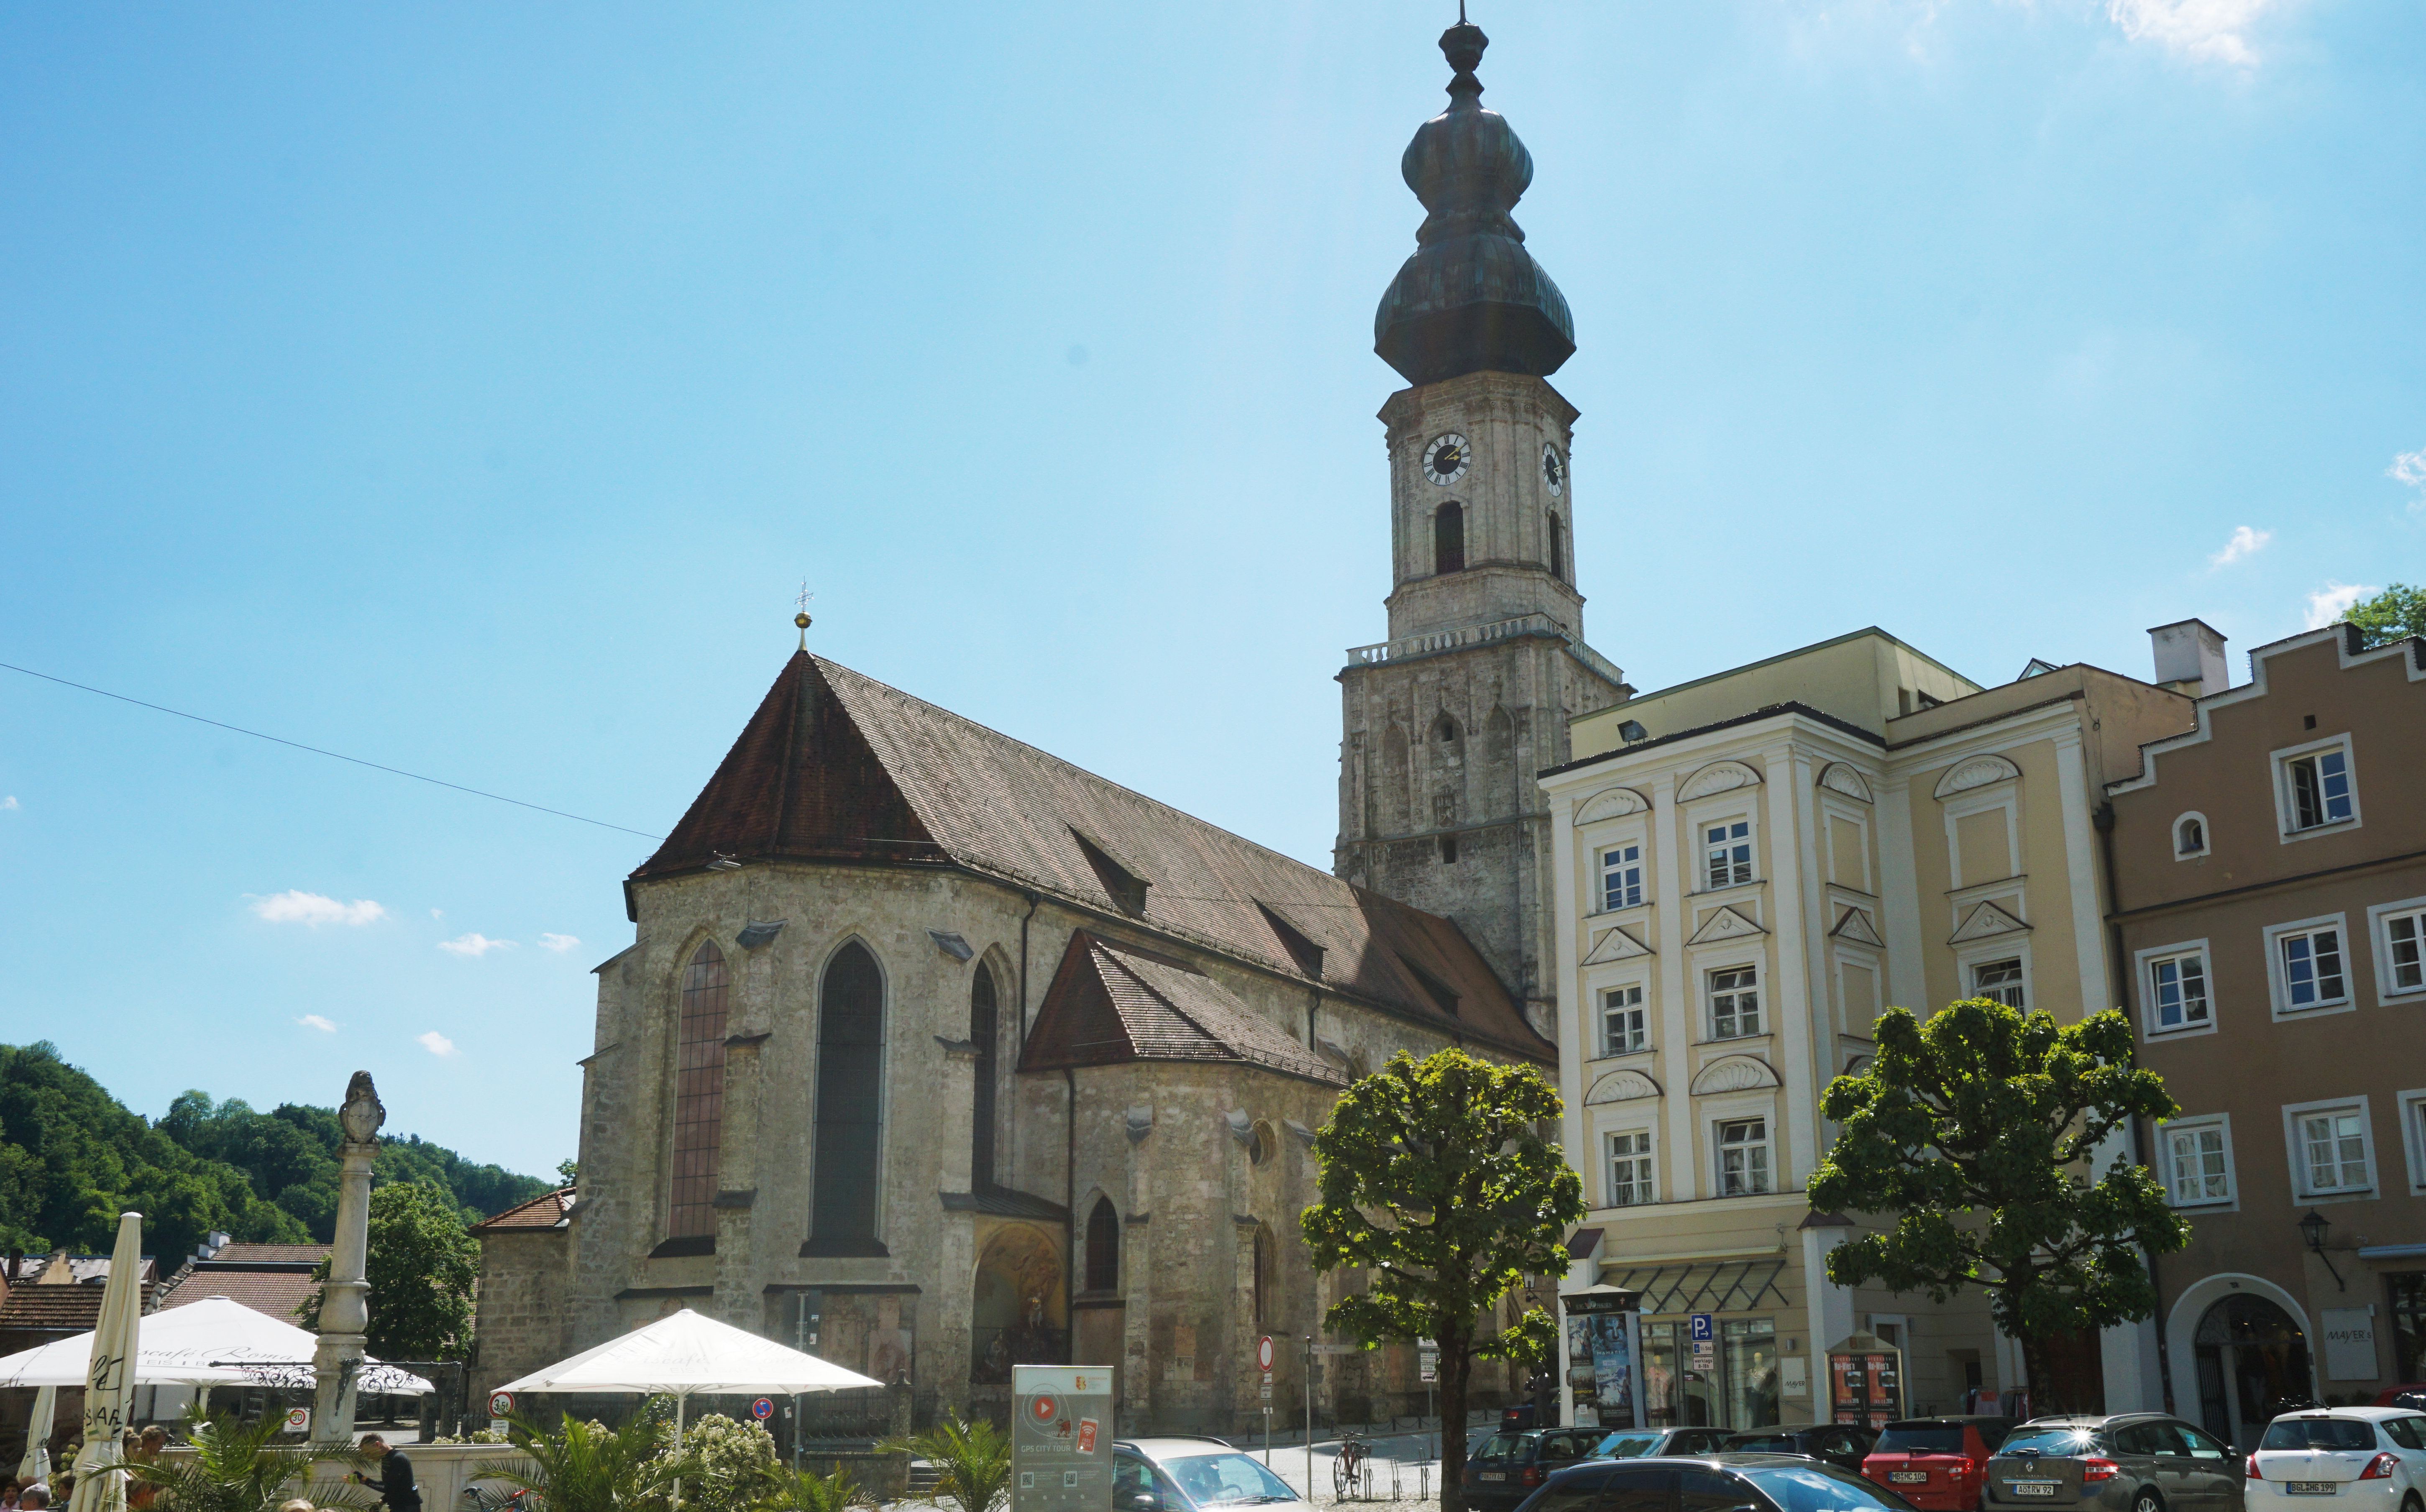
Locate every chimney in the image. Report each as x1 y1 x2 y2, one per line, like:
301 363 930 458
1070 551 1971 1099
2149 619 2229 697
5 1247 20 1284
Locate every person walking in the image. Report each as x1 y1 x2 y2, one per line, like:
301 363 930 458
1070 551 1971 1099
349 1437 420 1512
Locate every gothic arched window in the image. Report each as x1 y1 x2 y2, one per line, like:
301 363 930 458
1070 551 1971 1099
809 941 886 1252
1252 1225 1276 1328
970 963 998 1190
1547 511 1565 580
1433 501 1466 576
1085 1196 1121 1293
669 939 730 1239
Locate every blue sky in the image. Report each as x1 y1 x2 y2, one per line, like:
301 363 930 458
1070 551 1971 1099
3 1 2420 1183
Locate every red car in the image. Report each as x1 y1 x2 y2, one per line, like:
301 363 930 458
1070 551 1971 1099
1862 1416 2019 1511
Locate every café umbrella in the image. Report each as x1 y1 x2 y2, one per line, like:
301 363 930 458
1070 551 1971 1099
16 1384 56 1483
67 1212 144 1512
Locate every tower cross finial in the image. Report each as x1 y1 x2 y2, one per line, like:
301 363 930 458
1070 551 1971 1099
793 581 815 649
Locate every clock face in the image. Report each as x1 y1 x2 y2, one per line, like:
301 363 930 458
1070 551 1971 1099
1541 443 1566 495
1422 433 1471 486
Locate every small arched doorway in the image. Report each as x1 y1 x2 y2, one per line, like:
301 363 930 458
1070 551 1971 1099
2194 1294 2313 1448
972 1223 1065 1384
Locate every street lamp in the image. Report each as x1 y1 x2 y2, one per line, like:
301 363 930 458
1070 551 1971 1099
2298 1208 2345 1292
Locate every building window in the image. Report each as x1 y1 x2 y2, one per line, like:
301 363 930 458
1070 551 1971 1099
2293 1105 2374 1196
2376 904 2426 997
1085 1196 1120 1293
2393 1273 2426 1384
1434 501 1466 575
1547 511 1566 580
1717 1118 1772 1196
1600 843 1643 911
1709 967 1761 1039
669 939 731 1240
1973 958 2026 1009
1602 984 1647 1055
2282 744 2355 831
2162 1118 2234 1206
809 941 886 1252
2144 947 2211 1034
2399 1090 2426 1193
1439 834 1459 865
970 963 998 1190
2176 814 2208 857
1704 820 1753 890
1607 1130 1654 1207
1721 1318 1779 1430
1252 1225 1275 1328
2275 923 2348 1011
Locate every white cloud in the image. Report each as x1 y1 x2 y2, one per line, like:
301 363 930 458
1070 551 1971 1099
538 933 581 953
298 1014 338 1033
430 907 445 921
0 796 17 810
2209 525 2272 567
2107 0 2282 65
438 933 515 957
251 890 387 927
2391 449 2426 509
417 1031 459 1057
2305 581 2379 630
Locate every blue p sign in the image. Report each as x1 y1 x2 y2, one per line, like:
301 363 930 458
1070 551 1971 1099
1689 1313 1715 1344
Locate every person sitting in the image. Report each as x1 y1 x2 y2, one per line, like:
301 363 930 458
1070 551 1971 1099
20 1489 50 1510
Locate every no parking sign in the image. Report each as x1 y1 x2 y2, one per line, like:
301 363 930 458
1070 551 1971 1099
751 1398 775 1421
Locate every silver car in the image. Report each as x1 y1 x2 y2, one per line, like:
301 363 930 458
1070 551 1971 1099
1985 1415 2245 1512
1591 1427 1737 1460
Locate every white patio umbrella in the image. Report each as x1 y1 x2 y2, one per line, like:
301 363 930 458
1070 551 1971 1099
0 1297 433 1394
68 1211 143 1512
16 1384 56 1483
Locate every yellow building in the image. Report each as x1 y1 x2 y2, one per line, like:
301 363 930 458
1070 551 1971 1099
1541 628 2196 1426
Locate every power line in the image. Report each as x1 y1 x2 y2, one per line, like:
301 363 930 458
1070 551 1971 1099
0 660 664 841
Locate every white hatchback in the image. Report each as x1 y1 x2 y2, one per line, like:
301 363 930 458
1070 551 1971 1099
2249 1408 2426 1512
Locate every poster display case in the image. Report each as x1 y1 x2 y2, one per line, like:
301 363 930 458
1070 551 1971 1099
1558 1285 1642 1430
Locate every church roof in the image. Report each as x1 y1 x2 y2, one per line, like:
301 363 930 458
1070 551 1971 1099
1023 932 1348 1085
471 1187 576 1233
633 652 1546 1061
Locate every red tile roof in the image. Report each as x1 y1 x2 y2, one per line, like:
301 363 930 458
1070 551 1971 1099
633 653 1546 1060
0 1282 155 1333
206 1244 329 1265
471 1187 574 1233
157 1269 319 1323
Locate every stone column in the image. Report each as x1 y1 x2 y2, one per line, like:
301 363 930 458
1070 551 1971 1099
311 1072 384 1446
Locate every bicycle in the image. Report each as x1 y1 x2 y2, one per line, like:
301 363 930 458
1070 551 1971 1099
1333 1433 1370 1500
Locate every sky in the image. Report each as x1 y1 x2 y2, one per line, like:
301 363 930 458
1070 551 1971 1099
3 0 2421 1184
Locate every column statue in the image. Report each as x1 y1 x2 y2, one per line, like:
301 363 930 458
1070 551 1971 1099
310 1071 384 1445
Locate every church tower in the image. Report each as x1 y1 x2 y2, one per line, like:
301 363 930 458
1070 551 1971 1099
1335 16 1628 1033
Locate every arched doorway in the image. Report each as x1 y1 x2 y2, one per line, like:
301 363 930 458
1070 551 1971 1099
972 1224 1065 1384
2194 1294 2313 1448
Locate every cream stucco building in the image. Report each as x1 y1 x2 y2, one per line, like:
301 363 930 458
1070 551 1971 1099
1541 629 2196 1426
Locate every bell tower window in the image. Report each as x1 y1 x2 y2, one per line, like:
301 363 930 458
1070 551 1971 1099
1433 501 1466 576
1547 511 1565 580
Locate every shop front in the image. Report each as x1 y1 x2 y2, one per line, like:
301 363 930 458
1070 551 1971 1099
1604 1258 1794 1431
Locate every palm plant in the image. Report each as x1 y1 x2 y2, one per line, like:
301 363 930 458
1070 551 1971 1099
107 1412 371 1512
880 1415 1010 1512
752 1467 865 1512
472 1409 690 1512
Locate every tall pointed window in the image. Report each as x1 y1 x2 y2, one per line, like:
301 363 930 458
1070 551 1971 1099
970 963 998 1191
669 940 730 1239
1547 511 1565 580
1252 1225 1276 1328
809 942 886 1253
1085 1196 1121 1293
1433 501 1466 575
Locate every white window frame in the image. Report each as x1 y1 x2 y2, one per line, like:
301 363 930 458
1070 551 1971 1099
2398 1088 2426 1196
1605 1127 1656 1208
1707 963 1763 1041
1971 955 2029 1010
2367 896 2426 1003
2174 811 2211 860
2158 1114 2237 1208
2265 913 2355 1020
1701 814 1756 892
1599 981 1650 1057
2135 939 2215 1040
1598 840 1646 913
2271 734 2362 841
1714 1113 1774 1197
2282 1096 2377 1201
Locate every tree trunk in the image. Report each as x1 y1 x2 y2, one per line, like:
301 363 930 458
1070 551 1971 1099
2019 1331 2056 1418
1438 1325 1472 1512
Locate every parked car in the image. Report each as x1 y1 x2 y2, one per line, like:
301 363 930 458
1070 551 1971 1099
1465 1428 1607 1512
2371 1389 2426 1414
2248 1407 2426 1512
1727 1424 1882 1472
1114 1437 1311 1512
1592 1427 1736 1460
1509 1453 1926 1512
1982 1415 2242 1512
1862 1416 2020 1509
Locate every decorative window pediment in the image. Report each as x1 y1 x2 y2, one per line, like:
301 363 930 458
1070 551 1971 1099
1934 753 2020 799
1690 1055 1781 1095
1583 924 1654 964
1585 1068 1663 1104
1950 899 2031 945
1687 904 1768 947
1817 763 1874 803
1830 906 1885 947
1575 785 1652 825
1679 760 1763 801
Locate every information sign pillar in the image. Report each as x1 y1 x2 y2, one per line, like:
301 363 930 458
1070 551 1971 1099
1011 1366 1115 1512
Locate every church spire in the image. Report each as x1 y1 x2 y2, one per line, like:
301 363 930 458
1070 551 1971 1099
1373 12 1575 387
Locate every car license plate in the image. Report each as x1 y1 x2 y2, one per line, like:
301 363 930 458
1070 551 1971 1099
2286 1485 2337 1497
1891 1472 1929 1484
2008 1483 2057 1497
1480 1474 1505 1482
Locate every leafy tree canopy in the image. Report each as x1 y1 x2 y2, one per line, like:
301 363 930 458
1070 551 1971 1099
2343 582 2426 648
1808 999 2191 1404
301 1179 481 1360
1301 1048 1583 1512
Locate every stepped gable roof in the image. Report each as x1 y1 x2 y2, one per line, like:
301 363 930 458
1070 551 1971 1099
635 652 1545 1060
471 1187 575 1233
1024 931 1347 1085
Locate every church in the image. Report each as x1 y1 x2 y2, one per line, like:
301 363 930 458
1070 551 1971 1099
470 15 1626 1437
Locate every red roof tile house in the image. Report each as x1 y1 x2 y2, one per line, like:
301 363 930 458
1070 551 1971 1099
153 1243 333 1325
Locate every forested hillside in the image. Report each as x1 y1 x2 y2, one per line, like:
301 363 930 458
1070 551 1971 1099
0 1041 553 1261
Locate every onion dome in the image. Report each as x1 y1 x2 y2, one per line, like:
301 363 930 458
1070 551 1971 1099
1374 17 1575 386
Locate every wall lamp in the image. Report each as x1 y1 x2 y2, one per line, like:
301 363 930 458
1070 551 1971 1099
2298 1207 2345 1292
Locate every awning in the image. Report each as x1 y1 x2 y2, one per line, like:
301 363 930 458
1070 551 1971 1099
1603 1258 1790 1317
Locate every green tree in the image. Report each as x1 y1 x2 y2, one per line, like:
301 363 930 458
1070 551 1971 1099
557 1157 579 1186
304 1181 481 1359
1300 1049 1584 1512
880 1415 1009 1512
1808 998 2192 1410
109 1410 371 1512
2343 583 2426 648
476 1410 689 1512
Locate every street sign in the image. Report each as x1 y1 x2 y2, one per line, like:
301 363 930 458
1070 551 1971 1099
283 1407 310 1433
1257 1335 1276 1371
1688 1314 1715 1344
751 1397 775 1421
489 1391 515 1417
1259 1384 1272 1400
1418 1340 1439 1384
1312 1343 1361 1355
1012 1365 1114 1512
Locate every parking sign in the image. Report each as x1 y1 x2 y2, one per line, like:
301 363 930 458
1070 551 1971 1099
1688 1314 1714 1344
